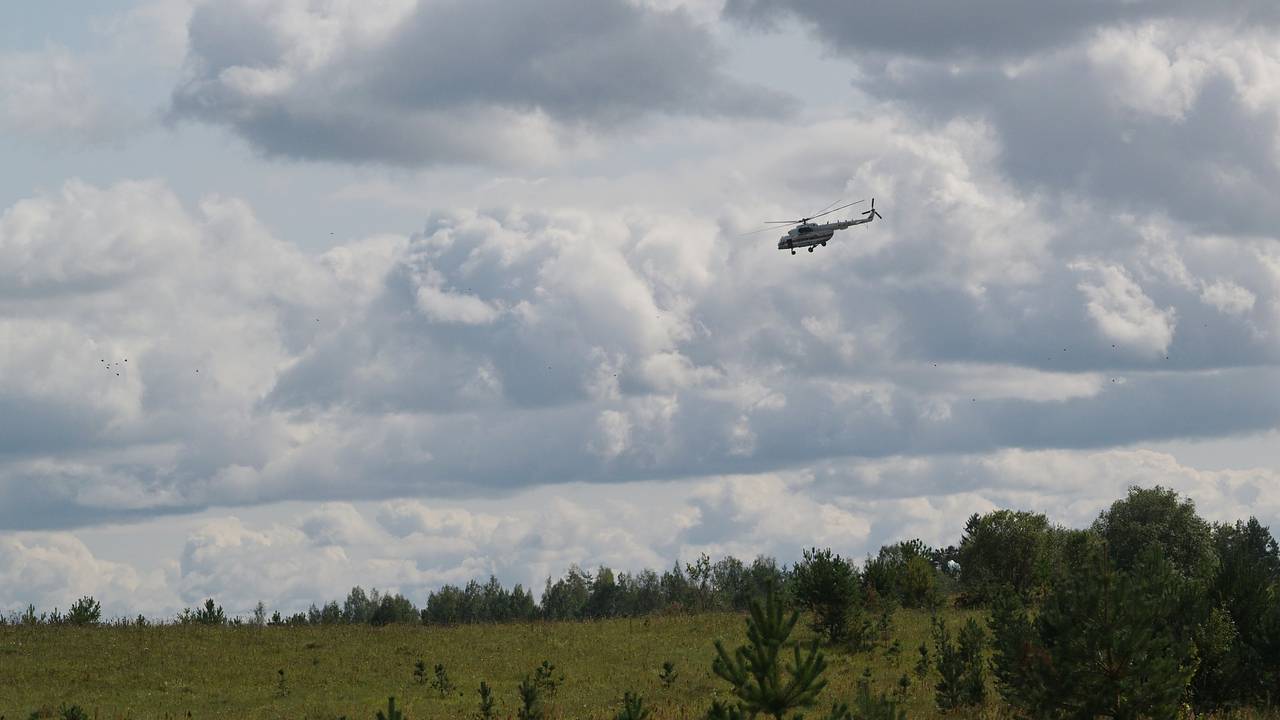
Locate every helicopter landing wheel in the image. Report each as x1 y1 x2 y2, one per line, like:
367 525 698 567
791 249 796 255
820 242 826 246
808 246 814 252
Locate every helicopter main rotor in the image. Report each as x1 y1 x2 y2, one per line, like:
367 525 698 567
763 199 866 226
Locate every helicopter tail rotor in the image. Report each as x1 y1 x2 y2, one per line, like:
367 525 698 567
863 198 883 221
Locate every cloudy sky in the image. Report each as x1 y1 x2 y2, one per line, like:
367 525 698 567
3 0 1280 618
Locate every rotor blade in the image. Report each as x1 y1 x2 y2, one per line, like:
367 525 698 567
810 198 844 216
737 224 788 237
763 220 802 225
808 199 866 221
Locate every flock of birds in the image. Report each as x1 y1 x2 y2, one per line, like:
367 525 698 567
100 358 127 377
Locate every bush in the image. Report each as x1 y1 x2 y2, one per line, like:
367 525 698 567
375 696 402 720
863 540 941 609
616 691 650 720
791 548 863 644
850 673 906 720
658 660 679 689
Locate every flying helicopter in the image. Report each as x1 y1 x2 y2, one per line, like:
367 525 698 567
744 199 883 254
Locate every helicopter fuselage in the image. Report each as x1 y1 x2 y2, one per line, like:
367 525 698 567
777 216 869 252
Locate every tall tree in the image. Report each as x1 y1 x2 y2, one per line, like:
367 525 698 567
1092 485 1217 580
990 545 1197 718
1200 518 1280 705
958 509 1054 604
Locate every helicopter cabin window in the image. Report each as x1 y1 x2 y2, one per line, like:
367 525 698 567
798 226 810 234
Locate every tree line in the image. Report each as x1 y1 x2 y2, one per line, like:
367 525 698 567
6 485 1279 716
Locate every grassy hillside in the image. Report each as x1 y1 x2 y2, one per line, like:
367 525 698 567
1 608 1275 719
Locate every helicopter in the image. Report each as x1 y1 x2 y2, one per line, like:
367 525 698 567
745 199 883 254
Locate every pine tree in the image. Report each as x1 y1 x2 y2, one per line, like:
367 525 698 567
476 681 496 720
708 584 831 719
913 641 930 682
532 660 563 699
65 596 100 626
517 675 544 720
958 618 987 705
193 598 225 625
615 691 650 720
375 696 403 720
851 679 907 720
932 616 966 711
989 544 1197 718
431 663 454 697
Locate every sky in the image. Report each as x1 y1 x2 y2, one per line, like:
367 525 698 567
2 0 1279 619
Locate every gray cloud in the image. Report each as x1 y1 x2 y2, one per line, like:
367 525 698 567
728 8 1280 238
6 446 1280 618
860 48 1280 236
171 0 783 166
724 0 1280 60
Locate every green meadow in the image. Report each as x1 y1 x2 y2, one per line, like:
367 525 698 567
1 607 967 719
6 607 1279 720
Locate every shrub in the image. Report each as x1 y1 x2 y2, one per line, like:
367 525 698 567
658 660 679 689
375 696 402 720
791 548 862 645
616 691 650 720
58 704 89 720
863 540 941 609
850 673 906 720
431 663 455 697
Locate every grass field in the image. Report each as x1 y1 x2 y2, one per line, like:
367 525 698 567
2 608 1276 719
